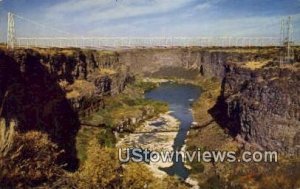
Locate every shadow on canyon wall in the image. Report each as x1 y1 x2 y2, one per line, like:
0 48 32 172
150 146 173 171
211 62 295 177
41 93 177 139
208 71 241 138
0 51 80 171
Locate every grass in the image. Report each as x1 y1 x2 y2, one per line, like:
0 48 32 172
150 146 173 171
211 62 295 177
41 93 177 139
186 76 300 189
31 47 79 56
82 80 168 129
76 126 117 163
76 127 102 162
184 76 240 187
96 50 118 56
131 79 159 92
98 68 117 75
65 80 95 99
83 93 168 129
241 60 270 70
77 80 168 163
187 77 239 153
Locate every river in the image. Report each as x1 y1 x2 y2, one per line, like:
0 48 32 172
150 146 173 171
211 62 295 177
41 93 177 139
145 82 201 179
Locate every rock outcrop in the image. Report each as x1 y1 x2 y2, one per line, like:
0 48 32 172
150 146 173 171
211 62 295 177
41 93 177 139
4 49 132 116
1 46 299 159
0 48 132 169
219 65 300 154
119 47 300 154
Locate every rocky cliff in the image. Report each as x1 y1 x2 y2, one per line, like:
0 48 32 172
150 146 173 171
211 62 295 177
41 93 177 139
119 47 278 79
3 48 132 115
119 47 300 154
0 48 132 169
218 64 300 154
1 46 299 164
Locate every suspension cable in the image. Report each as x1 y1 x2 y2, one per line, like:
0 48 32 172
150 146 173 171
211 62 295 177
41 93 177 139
12 12 75 36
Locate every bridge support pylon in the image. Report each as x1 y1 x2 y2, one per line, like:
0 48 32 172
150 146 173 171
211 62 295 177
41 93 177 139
7 12 16 49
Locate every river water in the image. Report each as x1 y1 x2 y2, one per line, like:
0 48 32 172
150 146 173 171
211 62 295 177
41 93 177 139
145 82 201 179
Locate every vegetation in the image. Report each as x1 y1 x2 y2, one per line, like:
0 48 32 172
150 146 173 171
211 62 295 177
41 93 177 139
132 79 158 92
241 60 270 70
186 76 300 189
76 126 102 162
82 81 168 128
75 138 121 188
30 47 117 57
74 136 189 189
0 119 15 157
77 80 167 165
0 130 66 188
98 67 117 75
1 45 299 188
222 157 300 189
121 162 155 188
72 79 191 188
65 79 96 99
76 126 117 162
0 119 189 188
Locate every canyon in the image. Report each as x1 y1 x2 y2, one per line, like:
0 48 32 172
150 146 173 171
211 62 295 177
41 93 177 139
0 46 299 170
119 47 300 154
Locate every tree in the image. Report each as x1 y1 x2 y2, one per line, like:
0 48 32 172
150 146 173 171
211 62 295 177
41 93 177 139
76 138 121 188
122 162 155 189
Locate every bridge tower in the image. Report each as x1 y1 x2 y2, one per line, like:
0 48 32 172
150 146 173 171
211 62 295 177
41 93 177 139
7 12 16 49
280 16 294 64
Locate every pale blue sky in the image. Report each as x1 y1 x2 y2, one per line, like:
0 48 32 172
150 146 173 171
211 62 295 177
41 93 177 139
0 0 299 41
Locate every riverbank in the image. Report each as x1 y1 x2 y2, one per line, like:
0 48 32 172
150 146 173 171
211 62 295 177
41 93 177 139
116 112 179 177
76 80 168 162
186 76 300 188
74 80 193 188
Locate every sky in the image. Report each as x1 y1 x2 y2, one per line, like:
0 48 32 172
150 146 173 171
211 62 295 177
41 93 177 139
0 0 299 41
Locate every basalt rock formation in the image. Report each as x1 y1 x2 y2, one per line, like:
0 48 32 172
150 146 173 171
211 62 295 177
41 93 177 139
119 47 300 154
0 46 299 165
0 48 132 169
217 64 300 154
119 48 280 79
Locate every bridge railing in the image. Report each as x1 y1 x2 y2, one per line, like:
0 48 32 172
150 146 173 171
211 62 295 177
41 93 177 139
15 36 281 49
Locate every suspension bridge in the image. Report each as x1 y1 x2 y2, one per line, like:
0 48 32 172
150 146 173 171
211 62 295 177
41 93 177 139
5 12 297 49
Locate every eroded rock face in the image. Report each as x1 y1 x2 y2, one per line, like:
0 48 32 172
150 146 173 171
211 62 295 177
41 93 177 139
4 49 132 115
220 65 300 154
119 48 272 80
1 47 299 157
119 47 300 154
0 48 133 169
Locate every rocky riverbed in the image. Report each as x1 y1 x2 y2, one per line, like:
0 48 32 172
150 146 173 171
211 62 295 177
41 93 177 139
116 112 199 188
116 112 179 177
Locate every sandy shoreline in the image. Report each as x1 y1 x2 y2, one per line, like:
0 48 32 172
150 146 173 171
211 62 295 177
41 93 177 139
116 112 199 188
116 112 179 177
142 77 171 83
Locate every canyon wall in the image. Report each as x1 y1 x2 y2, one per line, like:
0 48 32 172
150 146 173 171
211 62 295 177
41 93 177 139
220 65 300 154
119 47 300 154
119 48 275 79
0 48 132 169
1 46 299 162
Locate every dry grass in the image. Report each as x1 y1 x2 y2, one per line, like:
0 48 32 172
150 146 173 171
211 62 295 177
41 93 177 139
0 119 15 157
280 62 300 71
65 80 96 99
186 76 300 189
98 68 117 75
32 47 78 56
187 77 239 152
76 126 106 162
97 50 117 56
241 60 270 70
0 131 65 188
206 47 279 54
75 137 189 189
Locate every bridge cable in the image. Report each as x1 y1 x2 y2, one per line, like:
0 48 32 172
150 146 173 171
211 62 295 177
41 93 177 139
12 12 76 37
